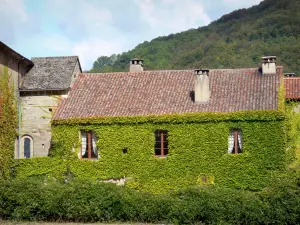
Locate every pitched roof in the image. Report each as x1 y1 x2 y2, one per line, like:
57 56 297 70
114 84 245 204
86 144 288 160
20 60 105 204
284 77 300 99
53 67 282 121
0 41 33 69
20 56 81 91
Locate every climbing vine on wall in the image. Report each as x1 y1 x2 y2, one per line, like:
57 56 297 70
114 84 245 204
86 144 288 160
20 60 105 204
0 67 17 180
16 111 287 193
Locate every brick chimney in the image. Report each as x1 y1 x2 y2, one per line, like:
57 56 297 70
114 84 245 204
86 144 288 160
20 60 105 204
262 56 276 74
130 58 144 72
194 69 210 103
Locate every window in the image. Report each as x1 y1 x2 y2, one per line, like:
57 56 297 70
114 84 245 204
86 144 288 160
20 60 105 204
228 129 242 154
24 138 31 158
122 148 128 154
154 130 168 156
20 135 33 159
81 131 98 159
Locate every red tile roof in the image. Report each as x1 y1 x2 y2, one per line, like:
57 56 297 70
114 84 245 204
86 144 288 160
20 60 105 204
284 78 300 99
53 67 283 120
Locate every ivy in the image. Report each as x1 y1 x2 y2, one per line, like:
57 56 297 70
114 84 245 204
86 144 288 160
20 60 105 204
0 67 17 180
52 110 285 126
17 113 287 193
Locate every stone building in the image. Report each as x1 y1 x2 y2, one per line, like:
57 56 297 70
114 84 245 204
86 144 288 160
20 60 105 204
0 41 82 159
18 56 82 158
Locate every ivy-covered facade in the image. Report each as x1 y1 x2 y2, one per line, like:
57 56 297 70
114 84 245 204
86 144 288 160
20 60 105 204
18 57 284 193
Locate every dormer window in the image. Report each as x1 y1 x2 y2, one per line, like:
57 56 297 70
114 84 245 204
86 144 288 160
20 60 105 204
228 129 242 154
81 131 98 159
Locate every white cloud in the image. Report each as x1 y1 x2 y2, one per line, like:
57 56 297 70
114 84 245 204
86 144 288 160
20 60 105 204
0 0 30 44
0 0 28 22
46 0 114 38
223 0 262 8
134 0 211 36
42 34 72 53
71 38 125 70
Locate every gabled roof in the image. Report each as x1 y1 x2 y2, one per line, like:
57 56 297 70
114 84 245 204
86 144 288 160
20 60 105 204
0 41 33 70
284 77 300 99
53 67 283 121
20 56 82 91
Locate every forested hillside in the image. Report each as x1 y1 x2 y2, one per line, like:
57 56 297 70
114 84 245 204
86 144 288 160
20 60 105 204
91 0 300 73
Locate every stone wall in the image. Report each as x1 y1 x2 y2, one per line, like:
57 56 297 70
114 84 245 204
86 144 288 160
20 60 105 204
17 91 66 158
16 60 81 158
70 60 81 86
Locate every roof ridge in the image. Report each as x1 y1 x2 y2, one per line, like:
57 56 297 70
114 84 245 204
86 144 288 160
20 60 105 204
31 56 78 60
81 68 261 76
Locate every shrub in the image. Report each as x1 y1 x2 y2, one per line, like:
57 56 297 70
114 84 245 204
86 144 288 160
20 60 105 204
0 178 299 224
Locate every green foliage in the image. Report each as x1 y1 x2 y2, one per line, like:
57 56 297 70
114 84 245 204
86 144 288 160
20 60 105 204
0 67 17 180
16 109 286 193
285 101 300 171
90 0 300 74
52 110 285 125
90 55 117 73
0 178 300 224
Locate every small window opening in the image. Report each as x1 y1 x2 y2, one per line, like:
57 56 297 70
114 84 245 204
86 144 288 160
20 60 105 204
228 129 242 154
154 130 168 156
49 108 53 112
24 138 31 158
122 148 128 154
81 131 98 159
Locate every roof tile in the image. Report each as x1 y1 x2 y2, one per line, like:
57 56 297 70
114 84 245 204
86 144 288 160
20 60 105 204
54 67 282 120
284 77 300 99
21 56 80 90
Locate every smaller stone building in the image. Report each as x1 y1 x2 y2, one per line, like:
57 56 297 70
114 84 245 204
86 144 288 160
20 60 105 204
17 56 82 158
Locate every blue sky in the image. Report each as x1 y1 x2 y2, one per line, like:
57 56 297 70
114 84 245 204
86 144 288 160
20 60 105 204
1 0 261 70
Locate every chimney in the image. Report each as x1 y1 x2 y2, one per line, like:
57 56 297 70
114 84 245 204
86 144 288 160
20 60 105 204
130 58 144 72
194 69 210 103
262 56 276 74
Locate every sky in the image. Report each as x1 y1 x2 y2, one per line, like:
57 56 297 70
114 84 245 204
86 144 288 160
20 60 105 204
0 0 261 70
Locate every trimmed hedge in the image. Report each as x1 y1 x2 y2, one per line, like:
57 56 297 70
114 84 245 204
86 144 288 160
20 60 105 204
0 178 300 224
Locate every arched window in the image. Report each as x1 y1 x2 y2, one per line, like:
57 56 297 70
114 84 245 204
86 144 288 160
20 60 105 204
24 138 31 158
20 135 34 159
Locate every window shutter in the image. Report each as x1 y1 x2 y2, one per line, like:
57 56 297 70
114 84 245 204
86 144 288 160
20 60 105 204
92 132 98 157
81 131 87 156
238 130 242 149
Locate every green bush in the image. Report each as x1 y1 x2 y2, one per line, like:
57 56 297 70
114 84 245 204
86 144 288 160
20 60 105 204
0 178 300 224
